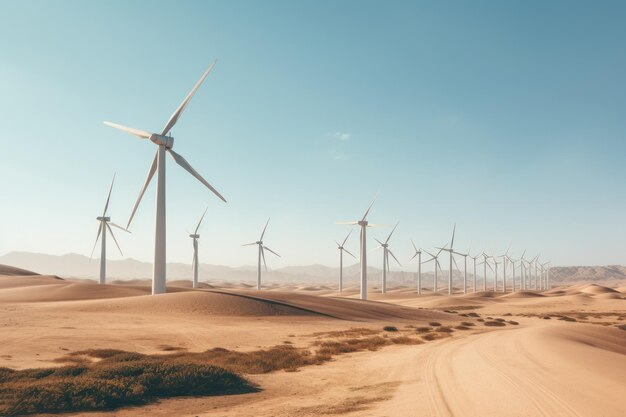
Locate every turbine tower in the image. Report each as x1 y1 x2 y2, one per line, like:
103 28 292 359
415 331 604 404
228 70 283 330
189 207 208 289
90 174 129 285
437 224 457 295
499 247 510 292
242 218 280 290
104 61 226 295
374 222 401 294
469 251 481 293
339 197 379 300
335 229 356 293
454 246 470 294
410 240 422 294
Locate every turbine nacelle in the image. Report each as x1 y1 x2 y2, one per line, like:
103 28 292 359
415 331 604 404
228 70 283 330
150 133 174 148
256 241 263 245
189 234 200 238
358 220 368 227
96 216 111 222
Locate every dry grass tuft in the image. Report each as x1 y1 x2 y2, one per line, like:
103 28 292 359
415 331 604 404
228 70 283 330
383 326 399 332
429 322 442 327
484 321 506 327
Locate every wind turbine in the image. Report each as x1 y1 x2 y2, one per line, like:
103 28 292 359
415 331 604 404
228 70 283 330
189 207 208 289
492 256 500 292
410 240 422 294
339 197 380 300
454 244 471 294
242 218 280 290
506 254 517 292
533 255 540 290
480 252 493 291
423 247 445 294
437 224 457 295
469 251 481 293
335 229 357 293
499 247 510 292
90 174 129 285
520 250 528 290
374 222 401 294
104 61 226 295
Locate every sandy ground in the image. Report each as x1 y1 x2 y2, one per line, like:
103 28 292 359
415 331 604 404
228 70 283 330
1 266 625 417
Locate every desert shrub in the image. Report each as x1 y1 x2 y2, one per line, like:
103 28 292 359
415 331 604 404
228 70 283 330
542 316 551 320
460 322 475 327
429 322 442 327
477 318 485 322
438 326 454 333
494 318 505 322
390 336 422 345
484 321 506 327
454 325 470 330
558 316 577 322
508 321 519 325
415 327 432 333
617 324 626 331
0 361 252 416
421 333 437 341
467 312 480 317
383 326 398 332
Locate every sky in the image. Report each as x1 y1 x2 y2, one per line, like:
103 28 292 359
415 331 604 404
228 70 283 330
1 0 625 270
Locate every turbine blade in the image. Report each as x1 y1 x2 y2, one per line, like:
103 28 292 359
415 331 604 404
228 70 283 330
260 217 270 240
341 228 353 247
127 149 158 229
161 60 217 136
451 223 456 248
374 237 384 246
260 246 268 271
105 223 123 256
241 242 257 246
263 245 280 257
361 195 377 222
102 173 116 216
335 240 342 248
388 249 401 266
337 221 358 225
103 121 151 139
452 254 460 271
343 248 357 259
90 222 103 260
385 222 399 244
168 149 226 202
423 249 436 258
194 206 209 234
109 222 131 233
411 239 418 252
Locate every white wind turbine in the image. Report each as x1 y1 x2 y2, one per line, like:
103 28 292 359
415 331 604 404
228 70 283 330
498 247 510 292
242 218 280 290
437 224 458 295
533 255 540 290
469 251 481 293
335 229 357 293
339 197 380 300
189 207 208 289
506 254 517 292
423 247 445 294
479 252 493 291
492 256 500 291
104 61 226 295
409 240 422 294
520 250 528 290
454 244 471 294
90 174 129 285
374 222 401 294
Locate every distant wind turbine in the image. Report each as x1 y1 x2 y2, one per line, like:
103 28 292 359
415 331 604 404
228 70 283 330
480 252 493 291
437 224 458 295
90 174 129 285
335 229 357 293
423 247 446 294
242 218 280 290
374 222 401 294
410 240 422 294
104 61 226 295
189 207 208 289
339 196 381 300
469 251 481 293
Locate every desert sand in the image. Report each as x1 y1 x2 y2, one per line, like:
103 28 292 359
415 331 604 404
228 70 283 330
0 265 624 417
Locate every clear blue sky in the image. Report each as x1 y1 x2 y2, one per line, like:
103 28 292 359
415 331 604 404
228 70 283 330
1 0 625 269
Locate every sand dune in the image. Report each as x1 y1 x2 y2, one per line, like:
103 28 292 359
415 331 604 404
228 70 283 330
499 290 546 298
0 264 39 276
578 283 619 294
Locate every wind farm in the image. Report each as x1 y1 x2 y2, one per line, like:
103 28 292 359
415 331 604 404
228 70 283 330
1 2 625 417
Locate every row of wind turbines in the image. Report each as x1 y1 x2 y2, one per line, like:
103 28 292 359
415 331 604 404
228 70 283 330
337 199 551 300
90 60 550 298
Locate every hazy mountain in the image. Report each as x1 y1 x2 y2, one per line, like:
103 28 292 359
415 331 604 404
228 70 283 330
1 251 625 286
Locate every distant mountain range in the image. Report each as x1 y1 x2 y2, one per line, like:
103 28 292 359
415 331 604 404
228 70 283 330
1 251 625 286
